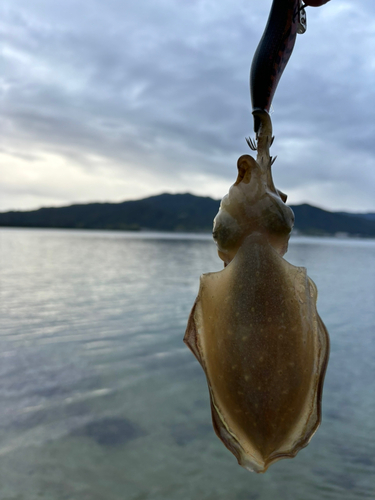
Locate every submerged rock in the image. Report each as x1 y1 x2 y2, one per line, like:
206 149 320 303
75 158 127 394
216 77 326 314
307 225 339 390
73 417 144 447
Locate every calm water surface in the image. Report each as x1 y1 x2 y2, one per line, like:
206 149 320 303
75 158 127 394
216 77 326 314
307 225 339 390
0 228 374 500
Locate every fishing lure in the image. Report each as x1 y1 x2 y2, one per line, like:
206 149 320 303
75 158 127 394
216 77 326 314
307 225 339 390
250 0 303 133
304 1 330 6
250 0 330 133
184 0 330 473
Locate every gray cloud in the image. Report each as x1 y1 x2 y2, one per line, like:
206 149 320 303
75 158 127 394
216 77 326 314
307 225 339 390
2 0 375 211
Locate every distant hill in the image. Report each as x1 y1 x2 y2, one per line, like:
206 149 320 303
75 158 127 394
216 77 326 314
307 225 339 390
338 211 375 222
0 193 218 232
291 204 375 237
1 193 375 237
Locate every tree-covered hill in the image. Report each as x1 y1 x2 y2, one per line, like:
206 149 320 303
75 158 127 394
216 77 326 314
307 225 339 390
1 193 375 237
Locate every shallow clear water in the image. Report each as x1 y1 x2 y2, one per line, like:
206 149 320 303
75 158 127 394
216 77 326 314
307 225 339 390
0 228 374 500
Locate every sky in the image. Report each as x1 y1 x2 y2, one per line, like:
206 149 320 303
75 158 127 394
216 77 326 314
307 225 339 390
1 0 375 213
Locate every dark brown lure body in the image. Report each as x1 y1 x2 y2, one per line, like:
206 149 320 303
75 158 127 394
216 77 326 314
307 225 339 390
250 0 300 133
304 0 330 6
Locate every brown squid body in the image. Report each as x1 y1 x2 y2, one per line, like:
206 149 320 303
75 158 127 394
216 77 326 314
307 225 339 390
184 112 329 473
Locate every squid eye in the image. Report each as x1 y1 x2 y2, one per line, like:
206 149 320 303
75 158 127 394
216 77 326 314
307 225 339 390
236 164 250 184
235 155 258 185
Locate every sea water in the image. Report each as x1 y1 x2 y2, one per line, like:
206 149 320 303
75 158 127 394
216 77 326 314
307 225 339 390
0 228 374 500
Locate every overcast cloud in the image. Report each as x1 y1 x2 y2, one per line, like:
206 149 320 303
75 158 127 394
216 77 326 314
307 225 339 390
1 0 375 212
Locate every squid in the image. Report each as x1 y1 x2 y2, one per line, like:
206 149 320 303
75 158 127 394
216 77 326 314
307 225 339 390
184 111 329 472
184 0 330 473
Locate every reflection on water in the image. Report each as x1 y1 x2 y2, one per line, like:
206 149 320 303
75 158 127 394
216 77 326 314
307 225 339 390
0 228 374 499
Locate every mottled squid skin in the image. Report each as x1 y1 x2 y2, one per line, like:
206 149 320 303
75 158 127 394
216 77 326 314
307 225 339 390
185 236 329 472
184 112 329 472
